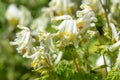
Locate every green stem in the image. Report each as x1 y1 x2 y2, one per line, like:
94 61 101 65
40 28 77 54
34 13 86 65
103 54 108 77
69 52 80 73
100 0 110 30
96 28 108 78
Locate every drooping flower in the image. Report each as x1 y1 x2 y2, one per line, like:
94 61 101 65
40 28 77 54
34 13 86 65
5 4 32 26
82 0 102 12
30 46 48 69
96 55 111 72
107 23 120 52
41 7 54 18
55 15 79 48
10 25 34 58
19 6 32 26
52 15 72 21
49 0 74 15
110 0 120 18
108 41 120 52
109 23 118 42
76 4 97 34
5 4 20 25
30 32 57 69
38 32 55 53
110 0 120 6
30 16 49 35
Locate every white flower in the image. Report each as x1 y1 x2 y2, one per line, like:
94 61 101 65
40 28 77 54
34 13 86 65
107 22 120 52
19 6 32 26
49 0 74 15
41 7 54 18
5 4 32 26
96 55 111 72
110 23 118 42
29 32 64 68
5 4 20 25
82 0 101 11
30 32 56 68
52 15 72 21
107 41 120 52
76 4 97 34
30 46 46 68
55 15 78 48
110 0 120 14
41 33 55 53
111 0 119 5
10 25 34 58
30 16 49 35
86 30 96 38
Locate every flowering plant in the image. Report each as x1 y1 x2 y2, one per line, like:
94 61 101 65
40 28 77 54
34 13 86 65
5 0 120 80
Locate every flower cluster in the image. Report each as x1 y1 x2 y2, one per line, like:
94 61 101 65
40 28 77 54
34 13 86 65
76 4 97 34
10 0 97 70
10 25 34 58
8 0 120 79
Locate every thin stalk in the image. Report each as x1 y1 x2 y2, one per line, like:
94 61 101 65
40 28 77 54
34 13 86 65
100 0 110 30
69 52 80 73
84 47 89 72
96 30 108 78
103 54 108 77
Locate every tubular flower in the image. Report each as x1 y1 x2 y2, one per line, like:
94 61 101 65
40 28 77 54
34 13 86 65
49 0 74 15
76 4 97 34
110 23 119 42
96 55 111 72
107 23 120 52
108 41 120 52
19 6 32 26
82 0 102 12
110 0 120 13
41 7 54 18
30 32 57 68
111 0 119 5
5 4 20 25
30 46 48 69
5 4 32 26
52 15 72 21
39 32 55 53
10 25 34 58
30 16 49 35
110 23 118 42
55 15 79 48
